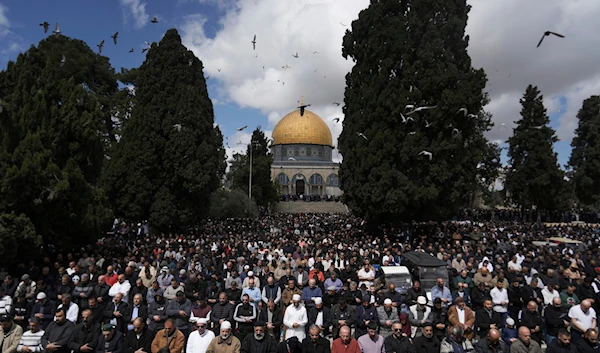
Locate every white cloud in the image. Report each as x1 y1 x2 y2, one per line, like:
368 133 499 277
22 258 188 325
180 0 600 162
0 4 9 37
119 0 150 30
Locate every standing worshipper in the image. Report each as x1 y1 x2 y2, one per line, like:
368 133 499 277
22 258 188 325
16 317 44 353
569 299 597 342
126 294 148 332
211 293 234 335
97 324 125 353
0 315 23 353
233 294 257 341
205 321 241 353
302 325 330 353
377 298 399 338
283 294 308 341
307 297 331 337
186 318 215 353
476 299 503 339
259 299 283 339
151 319 185 353
166 292 191 338
332 326 361 353
40 309 74 353
124 318 153 353
240 321 279 353
509 327 541 353
474 329 508 353
385 322 416 353
357 321 385 353
148 292 168 333
355 295 379 339
447 297 475 341
67 309 100 353
412 324 440 353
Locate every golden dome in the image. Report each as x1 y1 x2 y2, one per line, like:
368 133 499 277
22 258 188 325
272 109 333 147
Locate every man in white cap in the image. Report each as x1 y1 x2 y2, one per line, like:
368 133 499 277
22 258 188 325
307 297 332 337
206 321 241 353
242 272 260 289
377 298 399 337
283 294 308 341
187 318 215 353
409 296 431 338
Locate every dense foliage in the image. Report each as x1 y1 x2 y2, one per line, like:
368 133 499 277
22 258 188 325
104 29 226 231
0 35 118 257
338 0 493 222
506 85 567 212
569 95 600 206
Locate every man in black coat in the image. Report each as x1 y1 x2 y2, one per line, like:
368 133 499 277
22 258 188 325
241 321 279 353
68 309 101 353
103 293 130 333
97 324 125 353
545 297 570 345
258 299 283 339
302 325 331 353
41 309 75 353
474 328 509 353
384 322 417 353
476 299 504 339
125 293 148 332
412 324 440 353
307 297 332 336
546 329 577 353
575 328 600 353
519 301 544 345
124 318 153 353
211 292 234 335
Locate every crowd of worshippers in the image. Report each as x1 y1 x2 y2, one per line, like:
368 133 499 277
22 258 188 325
1 213 600 353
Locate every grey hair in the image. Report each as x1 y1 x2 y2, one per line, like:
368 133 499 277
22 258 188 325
451 326 464 337
309 324 320 332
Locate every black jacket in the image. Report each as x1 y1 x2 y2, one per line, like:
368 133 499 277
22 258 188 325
68 323 101 352
241 334 279 353
148 300 168 332
259 307 283 339
519 310 544 344
41 320 75 353
124 327 153 353
307 306 332 335
301 336 331 353
234 303 257 334
96 330 124 353
474 338 509 353
475 308 504 338
125 304 149 328
211 302 234 333
575 338 600 353
544 304 569 337
30 299 56 330
412 335 440 353
546 340 577 353
384 334 417 353
103 301 130 333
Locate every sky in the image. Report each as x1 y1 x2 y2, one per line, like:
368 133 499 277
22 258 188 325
1 0 600 170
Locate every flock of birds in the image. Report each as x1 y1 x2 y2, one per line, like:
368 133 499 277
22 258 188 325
39 16 160 59
27 19 566 165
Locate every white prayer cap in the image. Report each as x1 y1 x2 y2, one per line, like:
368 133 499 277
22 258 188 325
36 292 47 300
221 321 232 330
197 318 208 324
384 298 392 305
292 294 301 301
248 271 254 276
314 297 322 305
417 296 427 305
506 317 515 326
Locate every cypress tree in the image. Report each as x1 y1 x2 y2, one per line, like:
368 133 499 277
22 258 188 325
0 35 117 256
506 85 567 213
338 0 491 222
228 128 278 208
568 95 600 206
105 29 225 230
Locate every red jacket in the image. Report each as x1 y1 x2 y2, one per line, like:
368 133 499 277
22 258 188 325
332 338 361 353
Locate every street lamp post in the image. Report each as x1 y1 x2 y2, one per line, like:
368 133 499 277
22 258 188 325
237 138 254 216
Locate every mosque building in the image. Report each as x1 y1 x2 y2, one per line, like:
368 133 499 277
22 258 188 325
270 101 342 197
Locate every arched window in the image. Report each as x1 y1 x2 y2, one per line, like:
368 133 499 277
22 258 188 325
309 173 324 185
327 174 340 187
276 173 289 185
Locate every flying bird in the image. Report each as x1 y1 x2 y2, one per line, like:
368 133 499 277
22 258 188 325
537 31 565 48
340 22 347 26
142 48 148 53
452 128 461 136
151 16 159 23
237 126 248 131
500 123 508 130
111 32 119 45
252 35 256 50
531 125 545 129
297 103 311 116
406 105 438 116
129 48 134 53
173 124 182 132
409 131 416 135
97 40 104 54
313 51 319 54
333 118 340 123
217 68 222 72
400 113 414 124
292 52 299 58
60 55 66 67
357 132 367 140
53 23 61 37
144 41 151 46
40 22 50 33
418 150 433 160
332 102 340 106
425 120 433 128
457 107 467 116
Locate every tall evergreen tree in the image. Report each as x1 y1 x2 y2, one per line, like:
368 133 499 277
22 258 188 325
568 95 600 206
104 29 225 230
0 35 117 256
228 128 278 208
506 85 567 213
338 0 492 222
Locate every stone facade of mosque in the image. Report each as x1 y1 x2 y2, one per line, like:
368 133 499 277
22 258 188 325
270 107 342 196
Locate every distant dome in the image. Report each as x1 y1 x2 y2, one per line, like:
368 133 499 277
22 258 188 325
271 109 333 147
